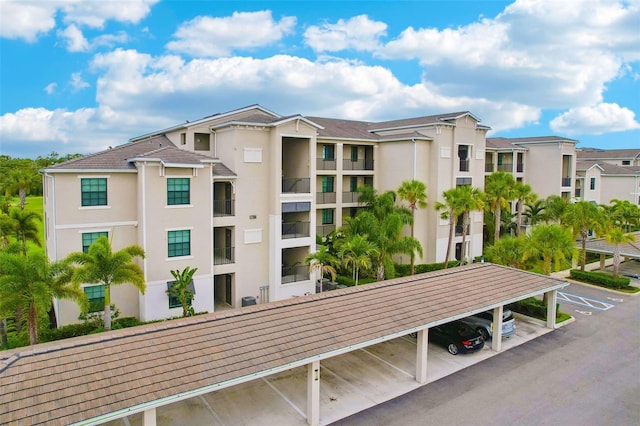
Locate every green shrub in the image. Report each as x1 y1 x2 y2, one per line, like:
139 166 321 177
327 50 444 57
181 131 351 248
508 297 561 320
41 322 97 342
335 276 377 287
569 269 630 289
395 261 460 277
112 317 143 329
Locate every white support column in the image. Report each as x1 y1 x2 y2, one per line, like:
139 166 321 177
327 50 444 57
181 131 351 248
143 407 156 426
415 328 429 384
546 290 558 329
491 306 503 352
307 360 320 426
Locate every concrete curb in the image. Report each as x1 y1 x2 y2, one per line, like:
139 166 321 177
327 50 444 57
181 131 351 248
561 277 640 297
513 312 575 329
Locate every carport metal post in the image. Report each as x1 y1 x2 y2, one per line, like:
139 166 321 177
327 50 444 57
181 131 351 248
415 328 429 384
491 306 503 352
307 360 320 426
546 290 558 329
142 408 156 426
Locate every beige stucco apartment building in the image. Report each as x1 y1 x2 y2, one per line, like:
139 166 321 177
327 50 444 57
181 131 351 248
43 105 496 325
575 149 640 205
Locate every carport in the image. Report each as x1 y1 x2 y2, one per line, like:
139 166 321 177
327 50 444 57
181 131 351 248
0 263 567 426
581 231 640 270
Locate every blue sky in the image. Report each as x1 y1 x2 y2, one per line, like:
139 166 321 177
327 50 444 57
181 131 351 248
1 0 638 158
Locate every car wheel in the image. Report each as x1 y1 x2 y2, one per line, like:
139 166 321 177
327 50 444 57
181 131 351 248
447 343 459 355
409 332 417 338
477 328 490 341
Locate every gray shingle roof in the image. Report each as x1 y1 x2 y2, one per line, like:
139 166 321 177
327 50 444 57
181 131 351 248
581 232 640 258
488 136 577 145
576 160 640 175
367 111 475 131
577 148 640 160
0 263 567 425
306 116 379 140
213 162 237 177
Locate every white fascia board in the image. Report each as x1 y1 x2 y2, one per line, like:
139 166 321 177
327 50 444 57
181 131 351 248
161 162 205 169
370 121 455 133
40 169 136 174
271 115 325 129
317 136 378 143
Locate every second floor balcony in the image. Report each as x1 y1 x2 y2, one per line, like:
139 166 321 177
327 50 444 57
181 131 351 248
561 177 572 187
316 192 336 204
282 264 310 284
317 224 336 237
485 163 494 173
316 158 336 170
282 221 310 239
343 191 359 203
459 159 470 172
213 246 235 265
282 177 310 194
343 159 374 171
516 163 524 173
213 199 235 217
497 163 513 172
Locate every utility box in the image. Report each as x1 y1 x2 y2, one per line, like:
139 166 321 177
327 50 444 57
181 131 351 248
241 296 256 307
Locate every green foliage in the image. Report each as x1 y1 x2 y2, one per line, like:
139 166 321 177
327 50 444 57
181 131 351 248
569 269 630 289
508 297 561 320
394 260 460 277
167 267 197 317
335 275 377 287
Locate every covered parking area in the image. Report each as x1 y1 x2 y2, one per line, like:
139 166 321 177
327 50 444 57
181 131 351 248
0 263 567 426
581 231 640 271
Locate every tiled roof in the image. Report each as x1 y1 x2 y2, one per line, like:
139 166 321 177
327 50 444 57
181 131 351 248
367 111 475 131
486 137 528 150
213 162 237 177
0 263 567 425
582 232 640 258
576 160 640 175
488 136 577 145
307 116 378 140
577 148 640 160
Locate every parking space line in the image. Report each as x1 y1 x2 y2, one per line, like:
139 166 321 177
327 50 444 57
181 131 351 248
359 348 414 378
198 395 225 426
321 365 376 402
557 292 615 311
261 377 306 419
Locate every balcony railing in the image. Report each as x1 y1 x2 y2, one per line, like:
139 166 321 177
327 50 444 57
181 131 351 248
282 264 310 284
213 246 234 265
497 163 513 172
213 199 235 217
282 177 310 193
316 192 336 204
575 188 582 198
485 163 494 173
316 158 336 170
561 177 572 187
343 159 374 171
343 191 359 203
516 163 524 173
459 159 470 172
317 224 336 237
282 221 310 239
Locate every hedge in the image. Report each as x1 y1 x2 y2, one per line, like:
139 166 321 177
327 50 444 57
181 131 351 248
508 297 560 320
335 276 377 287
395 260 460 277
40 317 143 342
569 269 630 289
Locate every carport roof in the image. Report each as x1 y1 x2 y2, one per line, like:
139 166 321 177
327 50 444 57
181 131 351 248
0 263 567 425
580 231 640 259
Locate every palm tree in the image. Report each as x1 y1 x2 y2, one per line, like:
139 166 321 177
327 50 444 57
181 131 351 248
457 186 484 264
484 171 516 243
513 182 535 236
484 236 527 269
305 245 338 292
523 198 546 227
397 179 428 274
604 228 635 278
562 201 604 271
337 234 378 285
523 224 576 277
6 166 39 210
435 187 465 269
167 266 197 317
544 195 569 223
0 251 86 345
67 236 145 331
609 199 640 232
0 213 15 249
9 208 42 256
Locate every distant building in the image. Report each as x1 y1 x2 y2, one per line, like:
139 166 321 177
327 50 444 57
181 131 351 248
575 148 640 205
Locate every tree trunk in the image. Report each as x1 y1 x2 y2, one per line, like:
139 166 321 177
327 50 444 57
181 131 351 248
494 206 502 244
104 284 112 331
444 215 454 269
613 246 621 278
516 202 523 237
355 267 359 286
48 301 58 329
461 212 469 264
377 261 384 281
19 188 26 210
0 318 8 349
28 303 38 345
580 229 588 271
409 207 415 275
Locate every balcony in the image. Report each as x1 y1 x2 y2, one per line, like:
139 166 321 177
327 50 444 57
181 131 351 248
459 159 470 172
282 221 310 239
575 188 582 198
455 224 469 237
561 177 572 187
317 224 336 237
213 199 235 217
316 192 336 204
343 159 374 171
485 163 494 173
213 246 234 265
282 177 310 193
282 264 310 284
516 163 524 173
497 163 513 172
316 158 336 170
343 191 359 203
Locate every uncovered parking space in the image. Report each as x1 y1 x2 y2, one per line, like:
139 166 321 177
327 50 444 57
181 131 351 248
557 291 615 311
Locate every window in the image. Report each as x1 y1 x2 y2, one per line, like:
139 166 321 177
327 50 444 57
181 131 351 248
458 145 470 172
168 230 191 257
180 133 186 145
82 232 108 253
194 133 210 151
351 146 358 161
81 178 107 206
167 178 190 205
322 145 335 160
350 177 358 192
166 280 195 309
84 285 105 313
622 160 630 166
321 176 334 192
456 177 472 187
322 209 334 225
590 177 596 190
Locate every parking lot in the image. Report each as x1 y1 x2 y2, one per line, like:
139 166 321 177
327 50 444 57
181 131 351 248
105 316 553 426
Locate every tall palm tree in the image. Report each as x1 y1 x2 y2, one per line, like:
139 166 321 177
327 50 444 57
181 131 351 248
305 245 338 292
604 228 635 278
7 166 39 210
523 198 546 227
337 234 378 285
435 187 465 269
562 201 604 271
67 236 145 331
167 266 197 317
484 236 527 269
513 182 535 236
9 208 42 256
523 224 576 277
0 251 86 345
544 195 569 223
484 171 516 243
397 179 428 274
457 186 484 264
609 199 640 232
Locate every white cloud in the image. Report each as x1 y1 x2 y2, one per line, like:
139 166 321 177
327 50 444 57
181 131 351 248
44 83 57 95
92 31 128 49
0 0 157 41
69 72 90 91
550 103 640 135
304 15 387 52
166 10 296 57
58 24 89 52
